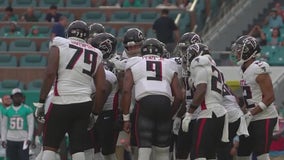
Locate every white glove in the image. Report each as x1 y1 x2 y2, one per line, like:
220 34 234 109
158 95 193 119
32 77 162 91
87 113 98 131
182 112 192 132
33 102 45 124
172 117 181 135
243 111 253 127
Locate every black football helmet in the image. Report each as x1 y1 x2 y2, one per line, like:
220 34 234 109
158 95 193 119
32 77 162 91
123 28 145 56
66 20 89 40
182 43 210 71
174 32 202 57
90 32 117 59
231 35 261 65
141 38 163 56
88 23 105 37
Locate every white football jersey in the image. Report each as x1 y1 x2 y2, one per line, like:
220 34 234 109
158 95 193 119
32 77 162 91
125 54 178 101
222 85 243 123
169 57 183 79
91 70 118 111
50 37 103 104
190 55 227 118
240 60 278 121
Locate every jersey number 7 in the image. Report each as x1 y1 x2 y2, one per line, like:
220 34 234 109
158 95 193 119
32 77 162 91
66 44 98 77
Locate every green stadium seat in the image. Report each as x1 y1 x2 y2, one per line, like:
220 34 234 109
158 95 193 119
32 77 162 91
39 0 64 7
40 40 50 52
0 25 25 37
81 12 106 23
136 12 158 23
261 45 279 58
110 11 135 22
28 26 51 37
0 41 8 51
19 55 47 67
107 0 118 6
0 0 8 6
105 26 117 36
146 28 156 38
0 54 18 67
9 40 37 52
61 11 75 21
34 10 44 20
268 54 284 66
12 0 37 7
27 79 43 90
0 79 24 90
66 0 90 7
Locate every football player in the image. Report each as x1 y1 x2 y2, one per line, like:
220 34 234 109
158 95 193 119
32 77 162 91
121 38 183 160
181 43 228 160
33 20 107 160
172 32 203 160
89 32 120 160
231 35 278 160
87 23 105 43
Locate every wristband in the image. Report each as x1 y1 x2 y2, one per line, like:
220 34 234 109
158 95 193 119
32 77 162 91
258 102 267 110
123 114 130 121
189 103 198 109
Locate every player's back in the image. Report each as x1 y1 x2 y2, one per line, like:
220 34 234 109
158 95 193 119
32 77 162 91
51 37 103 104
126 55 178 101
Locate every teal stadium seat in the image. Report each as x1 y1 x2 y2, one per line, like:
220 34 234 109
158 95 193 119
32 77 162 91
268 54 284 66
105 26 117 36
110 11 135 22
107 0 118 6
28 26 51 37
0 0 8 6
146 28 156 38
12 0 37 7
66 0 90 7
136 12 158 23
40 40 50 52
9 40 37 52
0 79 24 91
27 79 43 90
81 12 106 23
61 11 75 21
0 54 18 67
19 55 47 67
261 45 279 58
0 41 8 51
0 26 25 37
34 10 44 21
39 0 64 7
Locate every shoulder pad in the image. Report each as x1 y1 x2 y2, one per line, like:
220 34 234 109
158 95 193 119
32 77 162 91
125 57 142 69
170 57 182 65
50 37 67 47
253 61 271 74
190 56 211 68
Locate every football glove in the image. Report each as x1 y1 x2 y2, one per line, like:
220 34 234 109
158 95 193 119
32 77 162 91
182 112 192 132
172 117 181 135
87 113 98 131
33 102 45 124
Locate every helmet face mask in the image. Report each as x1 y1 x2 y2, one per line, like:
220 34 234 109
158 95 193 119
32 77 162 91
231 35 261 65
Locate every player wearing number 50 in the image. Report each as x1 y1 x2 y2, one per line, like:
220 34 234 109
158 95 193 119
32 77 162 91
231 35 278 160
121 38 183 160
1 88 34 160
181 43 228 160
33 20 107 160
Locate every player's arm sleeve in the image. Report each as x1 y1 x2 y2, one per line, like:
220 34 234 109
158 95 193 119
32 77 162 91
1 115 8 141
27 113 34 141
255 62 271 75
194 66 208 85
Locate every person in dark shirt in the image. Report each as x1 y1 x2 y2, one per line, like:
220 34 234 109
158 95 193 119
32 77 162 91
153 9 180 53
50 16 68 40
45 4 62 22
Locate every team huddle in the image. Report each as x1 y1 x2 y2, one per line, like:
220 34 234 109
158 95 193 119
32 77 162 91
28 20 279 160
